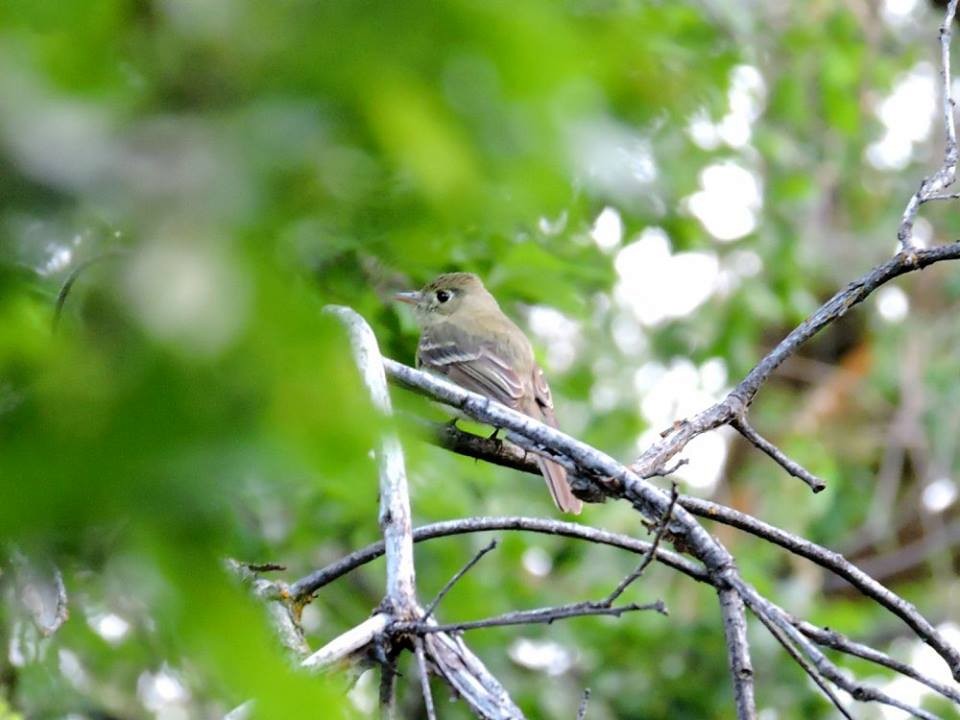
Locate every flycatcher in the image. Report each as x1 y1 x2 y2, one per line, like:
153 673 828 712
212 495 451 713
395 272 582 514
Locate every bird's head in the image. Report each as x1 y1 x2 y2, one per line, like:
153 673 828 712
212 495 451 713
394 272 499 325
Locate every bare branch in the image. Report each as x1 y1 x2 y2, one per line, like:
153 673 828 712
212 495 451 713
732 418 825 493
605 483 678 605
325 306 417 611
899 0 960 251
576 689 591 720
226 559 312 661
728 243 960 412
396 599 667 635
414 637 437 720
794 619 960 706
401 424 960 685
302 614 390 670
291 516 708 603
422 539 498 622
298 509 960 710
379 649 398 720
717 586 756 720
9 551 69 637
739 582 943 720
679 495 960 677
334 252 960 714
749 599 854 720
325 306 525 719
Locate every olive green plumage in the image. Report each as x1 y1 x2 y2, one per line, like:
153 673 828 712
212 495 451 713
396 273 582 514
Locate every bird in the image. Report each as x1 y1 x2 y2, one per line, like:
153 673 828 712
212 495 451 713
395 272 582 514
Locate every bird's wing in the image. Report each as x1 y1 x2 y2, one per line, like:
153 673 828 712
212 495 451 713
530 363 558 427
417 323 525 409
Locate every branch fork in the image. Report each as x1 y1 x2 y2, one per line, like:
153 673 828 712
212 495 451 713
250 7 960 717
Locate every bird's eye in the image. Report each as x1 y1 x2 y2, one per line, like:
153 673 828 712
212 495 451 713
436 289 451 303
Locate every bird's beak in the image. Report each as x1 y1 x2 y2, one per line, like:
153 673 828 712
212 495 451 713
393 291 421 306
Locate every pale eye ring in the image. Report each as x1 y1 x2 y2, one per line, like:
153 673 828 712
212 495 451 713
436 289 451 303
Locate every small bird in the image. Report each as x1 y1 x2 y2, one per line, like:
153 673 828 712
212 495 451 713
395 272 582 514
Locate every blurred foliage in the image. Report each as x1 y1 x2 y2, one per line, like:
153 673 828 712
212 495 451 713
1 0 960 718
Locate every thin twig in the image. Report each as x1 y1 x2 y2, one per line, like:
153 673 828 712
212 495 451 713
750 601 854 720
422 539 498 621
413 637 437 720
678 495 960 675
898 0 958 251
396 599 667 635
246 562 286 572
732 418 826 493
738 580 943 720
576 688 591 720
605 482 678 605
727 243 960 412
795 619 960 705
646 458 689 478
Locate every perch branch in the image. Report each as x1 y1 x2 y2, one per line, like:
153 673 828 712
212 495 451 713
343 363 757 715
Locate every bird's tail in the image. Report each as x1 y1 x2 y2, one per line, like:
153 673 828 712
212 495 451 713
536 456 582 514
